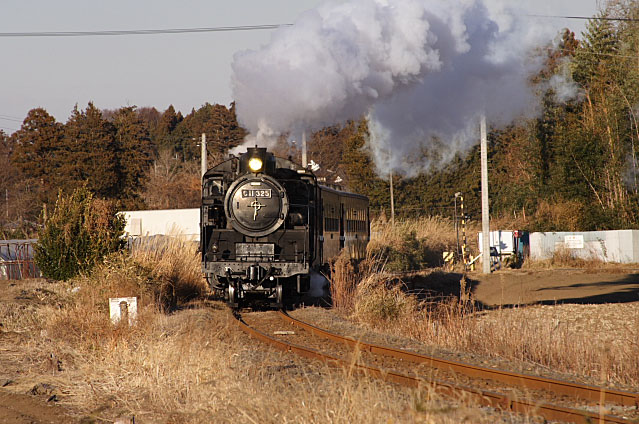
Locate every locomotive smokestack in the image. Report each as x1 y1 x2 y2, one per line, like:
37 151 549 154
302 131 307 168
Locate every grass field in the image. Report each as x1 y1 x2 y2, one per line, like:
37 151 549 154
0 235 495 423
1 218 637 422
331 217 639 388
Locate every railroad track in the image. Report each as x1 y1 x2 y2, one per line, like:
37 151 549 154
233 309 639 424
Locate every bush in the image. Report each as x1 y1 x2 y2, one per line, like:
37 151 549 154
35 187 125 280
368 230 430 272
353 276 417 323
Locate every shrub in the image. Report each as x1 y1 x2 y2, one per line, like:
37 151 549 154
129 235 208 310
35 187 125 280
353 276 417 323
368 230 431 272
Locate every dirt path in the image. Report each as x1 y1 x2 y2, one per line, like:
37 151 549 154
0 390 75 424
471 269 639 306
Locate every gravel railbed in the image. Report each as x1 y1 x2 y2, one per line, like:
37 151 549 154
241 310 639 422
238 311 524 423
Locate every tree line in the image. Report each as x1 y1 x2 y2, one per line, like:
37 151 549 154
3 2 639 237
0 102 245 237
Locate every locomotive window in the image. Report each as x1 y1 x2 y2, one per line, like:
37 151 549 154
209 179 223 196
325 216 339 232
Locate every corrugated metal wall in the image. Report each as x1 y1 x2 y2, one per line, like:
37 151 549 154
530 230 639 263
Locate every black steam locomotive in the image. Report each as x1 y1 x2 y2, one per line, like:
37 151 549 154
200 147 369 307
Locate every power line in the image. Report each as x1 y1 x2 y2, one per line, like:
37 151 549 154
0 24 292 38
0 115 22 123
527 14 639 23
0 126 17 132
554 47 638 60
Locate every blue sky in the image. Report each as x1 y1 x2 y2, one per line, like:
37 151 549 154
0 0 598 130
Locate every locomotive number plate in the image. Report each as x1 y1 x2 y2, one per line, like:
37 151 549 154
241 189 272 198
236 243 275 257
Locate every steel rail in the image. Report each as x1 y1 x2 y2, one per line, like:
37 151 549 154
277 310 639 408
233 311 633 424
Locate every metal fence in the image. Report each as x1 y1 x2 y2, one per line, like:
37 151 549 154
0 240 41 280
530 230 639 263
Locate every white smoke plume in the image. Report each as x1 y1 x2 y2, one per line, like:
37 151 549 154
548 73 583 104
231 0 559 175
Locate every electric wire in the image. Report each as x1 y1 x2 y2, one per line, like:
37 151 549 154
553 47 639 60
0 115 22 122
0 14 636 40
526 14 639 23
0 24 292 38
1 14 635 40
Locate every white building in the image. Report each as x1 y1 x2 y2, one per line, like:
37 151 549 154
119 208 200 241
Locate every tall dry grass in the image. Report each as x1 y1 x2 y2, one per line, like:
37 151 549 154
522 246 614 270
370 215 474 253
335 269 639 386
0 235 498 423
367 216 476 271
39 236 208 349
36 307 488 423
331 217 639 388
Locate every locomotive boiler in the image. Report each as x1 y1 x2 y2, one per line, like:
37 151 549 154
200 147 369 307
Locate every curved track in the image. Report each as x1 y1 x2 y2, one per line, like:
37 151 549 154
233 309 638 424
277 311 639 408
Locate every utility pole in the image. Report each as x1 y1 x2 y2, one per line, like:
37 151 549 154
302 131 308 168
201 133 207 178
480 115 491 274
454 192 461 259
390 169 395 225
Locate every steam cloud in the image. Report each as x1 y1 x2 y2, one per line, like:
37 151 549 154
232 0 561 175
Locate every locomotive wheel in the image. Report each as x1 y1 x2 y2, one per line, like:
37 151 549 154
228 284 238 308
275 284 283 307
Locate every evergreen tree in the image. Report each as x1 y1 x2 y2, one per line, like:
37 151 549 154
153 105 183 151
341 119 389 211
174 102 246 162
11 108 65 204
572 13 619 87
112 106 156 208
62 103 119 198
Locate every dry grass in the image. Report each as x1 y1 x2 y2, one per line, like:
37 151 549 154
18 304 477 423
368 216 478 271
336 270 639 387
331 217 639 389
0 235 501 423
523 246 613 270
370 215 478 255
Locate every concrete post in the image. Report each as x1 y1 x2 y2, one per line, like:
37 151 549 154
481 115 491 274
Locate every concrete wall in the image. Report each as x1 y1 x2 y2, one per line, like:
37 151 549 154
530 230 639 263
120 208 200 241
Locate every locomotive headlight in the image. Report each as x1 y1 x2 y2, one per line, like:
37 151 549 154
248 157 263 172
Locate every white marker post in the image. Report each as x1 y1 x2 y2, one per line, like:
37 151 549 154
109 297 138 326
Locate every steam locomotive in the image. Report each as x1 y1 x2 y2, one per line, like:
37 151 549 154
200 147 369 307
